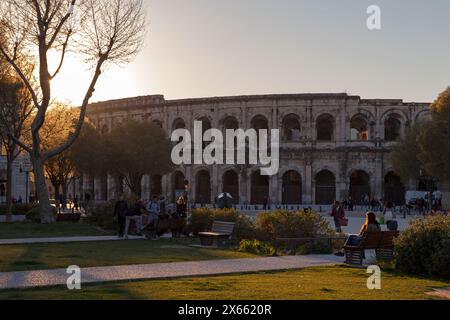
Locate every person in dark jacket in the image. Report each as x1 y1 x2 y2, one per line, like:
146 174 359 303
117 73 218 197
331 200 346 233
114 194 129 238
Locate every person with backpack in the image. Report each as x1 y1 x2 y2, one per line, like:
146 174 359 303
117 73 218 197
383 201 398 231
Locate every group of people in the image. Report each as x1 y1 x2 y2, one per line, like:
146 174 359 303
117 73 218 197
341 195 385 212
330 200 399 233
331 200 400 256
113 194 188 239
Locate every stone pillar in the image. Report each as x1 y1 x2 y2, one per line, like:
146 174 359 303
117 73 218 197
107 174 116 200
185 166 193 203
269 174 278 205
304 163 313 204
374 153 384 200
239 170 247 205
212 165 218 203
246 169 252 204
162 174 170 201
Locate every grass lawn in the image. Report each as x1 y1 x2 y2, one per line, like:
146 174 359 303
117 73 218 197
0 221 113 239
0 238 256 272
0 266 448 300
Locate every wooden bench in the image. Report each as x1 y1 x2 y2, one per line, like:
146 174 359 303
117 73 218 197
198 221 235 248
56 213 81 223
344 231 400 265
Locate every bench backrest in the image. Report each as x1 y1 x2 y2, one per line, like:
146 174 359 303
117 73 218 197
360 231 399 249
211 221 235 235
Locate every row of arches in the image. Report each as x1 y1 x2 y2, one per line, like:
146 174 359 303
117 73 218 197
169 112 407 143
171 170 407 205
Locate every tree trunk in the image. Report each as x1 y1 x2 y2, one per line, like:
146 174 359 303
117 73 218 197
32 155 55 223
5 156 14 223
129 174 143 199
62 183 68 209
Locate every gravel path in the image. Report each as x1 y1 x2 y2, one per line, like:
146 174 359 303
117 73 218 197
0 255 343 290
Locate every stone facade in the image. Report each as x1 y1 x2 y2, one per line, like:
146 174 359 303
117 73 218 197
0 153 31 204
83 93 432 206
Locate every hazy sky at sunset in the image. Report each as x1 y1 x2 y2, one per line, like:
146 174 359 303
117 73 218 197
52 0 450 104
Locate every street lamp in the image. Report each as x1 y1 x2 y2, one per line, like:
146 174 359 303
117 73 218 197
19 163 30 204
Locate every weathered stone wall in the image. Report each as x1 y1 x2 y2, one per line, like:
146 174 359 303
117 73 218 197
83 93 432 205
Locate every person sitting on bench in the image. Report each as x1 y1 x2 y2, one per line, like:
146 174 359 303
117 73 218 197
346 211 381 246
335 212 380 256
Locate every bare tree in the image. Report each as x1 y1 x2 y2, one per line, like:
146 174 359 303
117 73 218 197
0 0 147 223
0 56 34 221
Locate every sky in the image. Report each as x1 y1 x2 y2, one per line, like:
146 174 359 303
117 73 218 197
51 0 450 105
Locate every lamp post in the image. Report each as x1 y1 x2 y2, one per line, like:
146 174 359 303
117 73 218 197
19 163 31 204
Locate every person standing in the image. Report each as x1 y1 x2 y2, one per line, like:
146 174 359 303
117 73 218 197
125 198 145 239
114 195 128 238
331 200 346 233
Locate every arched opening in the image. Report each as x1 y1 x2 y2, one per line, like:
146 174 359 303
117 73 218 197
384 172 405 205
101 124 109 135
152 120 163 128
251 115 269 146
222 170 239 204
150 174 162 198
316 114 334 141
195 170 211 205
282 170 302 204
315 170 336 205
222 116 239 163
350 115 369 140
198 117 212 150
251 171 269 204
172 118 186 130
222 116 239 131
349 170 371 204
282 115 301 141
385 114 402 141
251 115 269 131
172 171 185 202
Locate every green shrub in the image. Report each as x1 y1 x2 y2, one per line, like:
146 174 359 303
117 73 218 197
255 209 334 241
25 206 57 223
394 215 450 278
0 204 36 215
87 201 117 230
188 208 256 241
238 239 277 256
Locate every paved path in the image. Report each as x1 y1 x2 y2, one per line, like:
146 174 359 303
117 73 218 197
426 287 450 300
0 235 144 246
0 255 343 290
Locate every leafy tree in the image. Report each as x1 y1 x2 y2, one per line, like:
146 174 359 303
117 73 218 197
101 120 174 198
40 105 80 206
0 53 34 221
390 123 427 182
417 87 450 182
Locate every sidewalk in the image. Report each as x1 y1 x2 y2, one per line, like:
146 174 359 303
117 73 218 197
0 255 343 290
0 235 144 246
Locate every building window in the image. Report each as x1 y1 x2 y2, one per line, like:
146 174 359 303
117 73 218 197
282 115 301 141
350 115 369 141
316 114 334 141
385 115 402 141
